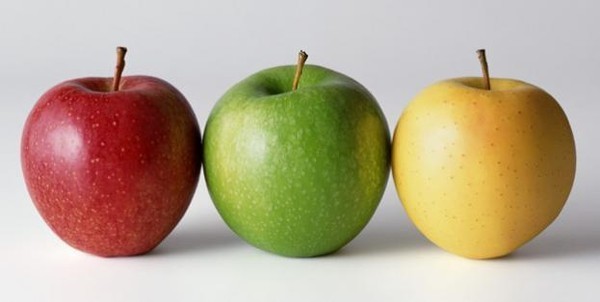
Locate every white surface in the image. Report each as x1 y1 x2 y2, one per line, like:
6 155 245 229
1 0 599 301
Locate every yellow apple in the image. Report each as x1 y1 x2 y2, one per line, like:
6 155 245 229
392 52 576 259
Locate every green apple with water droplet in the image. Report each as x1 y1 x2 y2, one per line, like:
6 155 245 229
203 51 390 257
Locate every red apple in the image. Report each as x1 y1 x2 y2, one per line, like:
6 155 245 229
21 47 201 256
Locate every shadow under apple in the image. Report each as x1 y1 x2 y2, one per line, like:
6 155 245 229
495 183 600 261
338 223 430 258
510 210 600 261
150 221 242 256
336 197 432 257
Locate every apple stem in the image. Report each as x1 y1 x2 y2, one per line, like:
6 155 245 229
476 49 491 90
292 50 308 91
112 46 128 92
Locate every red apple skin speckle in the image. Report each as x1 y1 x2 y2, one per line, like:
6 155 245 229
21 76 202 257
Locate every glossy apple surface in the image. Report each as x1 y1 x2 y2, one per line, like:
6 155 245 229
392 77 576 259
21 76 201 256
204 65 390 257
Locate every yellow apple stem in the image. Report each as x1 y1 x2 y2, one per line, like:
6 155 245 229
112 46 128 92
476 49 491 90
292 50 308 91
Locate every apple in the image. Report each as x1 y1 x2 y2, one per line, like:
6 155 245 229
203 51 390 257
21 47 202 257
392 50 576 259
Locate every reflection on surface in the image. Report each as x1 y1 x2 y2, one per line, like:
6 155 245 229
49 124 83 163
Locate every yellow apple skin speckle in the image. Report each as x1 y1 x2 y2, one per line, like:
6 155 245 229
392 77 576 259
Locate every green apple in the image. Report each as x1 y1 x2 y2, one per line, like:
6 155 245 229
392 50 576 259
203 52 390 257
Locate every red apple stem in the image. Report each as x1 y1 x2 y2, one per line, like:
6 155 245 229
476 49 491 90
112 46 128 92
292 50 308 91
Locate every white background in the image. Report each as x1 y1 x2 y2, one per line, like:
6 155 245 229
1 0 599 301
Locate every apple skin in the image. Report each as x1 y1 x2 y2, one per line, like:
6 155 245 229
392 77 576 259
204 65 390 257
21 76 202 257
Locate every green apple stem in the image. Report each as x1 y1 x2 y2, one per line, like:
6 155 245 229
292 50 308 91
112 46 128 92
476 49 491 90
